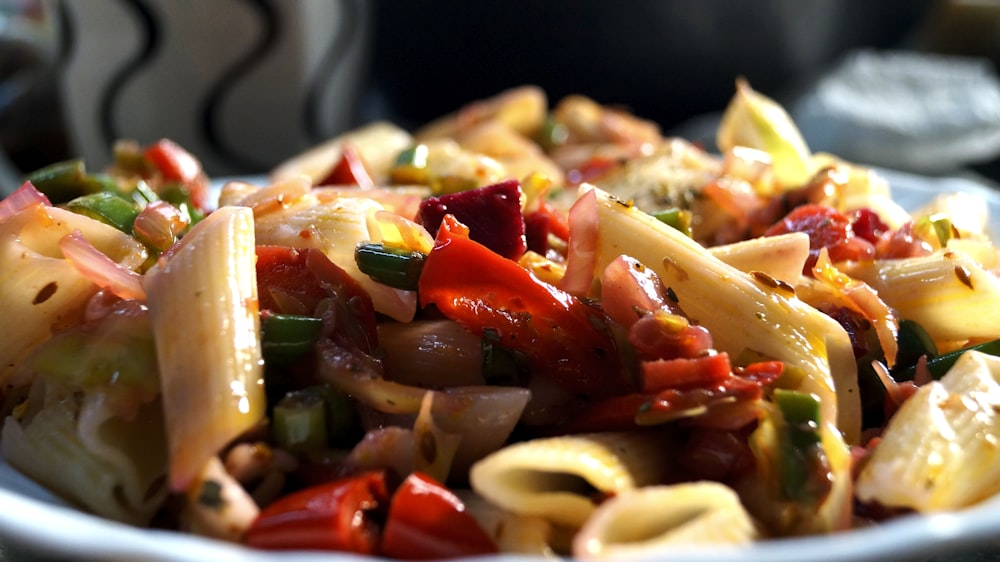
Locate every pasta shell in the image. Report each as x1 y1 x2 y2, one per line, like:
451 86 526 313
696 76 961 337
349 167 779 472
572 481 759 560
469 431 671 528
856 350 1000 512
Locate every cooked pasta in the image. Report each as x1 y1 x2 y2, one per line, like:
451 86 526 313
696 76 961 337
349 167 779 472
6 80 1000 560
144 206 265 492
469 432 673 528
572 482 759 560
856 350 1000 511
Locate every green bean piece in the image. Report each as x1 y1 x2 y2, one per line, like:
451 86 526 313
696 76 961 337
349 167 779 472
65 192 141 234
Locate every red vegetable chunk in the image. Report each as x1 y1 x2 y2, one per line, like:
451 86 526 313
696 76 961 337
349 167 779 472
419 215 631 398
245 471 389 553
380 472 498 560
417 179 527 259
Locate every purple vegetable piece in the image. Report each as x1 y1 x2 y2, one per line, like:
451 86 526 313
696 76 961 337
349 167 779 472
418 179 527 259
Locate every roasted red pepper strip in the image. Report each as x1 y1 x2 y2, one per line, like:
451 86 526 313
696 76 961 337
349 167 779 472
380 472 498 560
245 471 389 553
143 138 209 211
419 214 631 397
317 143 375 189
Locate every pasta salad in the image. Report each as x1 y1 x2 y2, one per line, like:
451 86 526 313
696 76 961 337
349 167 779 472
3 81 1000 560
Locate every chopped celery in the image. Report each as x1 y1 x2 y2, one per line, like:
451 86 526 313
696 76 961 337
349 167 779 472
355 242 426 290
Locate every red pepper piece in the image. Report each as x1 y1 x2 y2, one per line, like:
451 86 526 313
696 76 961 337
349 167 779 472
419 215 631 397
143 138 209 211
245 471 389 553
417 179 527 260
640 353 733 393
380 472 498 560
317 143 375 189
764 204 875 272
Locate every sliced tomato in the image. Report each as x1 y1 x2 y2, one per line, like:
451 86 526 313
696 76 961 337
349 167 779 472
245 471 389 553
380 472 497 560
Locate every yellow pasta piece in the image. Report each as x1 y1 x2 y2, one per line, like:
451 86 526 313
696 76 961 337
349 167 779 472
572 482 759 560
856 351 1000 512
270 121 414 184
144 206 265 492
708 232 810 285
590 186 856 532
855 249 1000 344
469 432 671 529
0 205 146 390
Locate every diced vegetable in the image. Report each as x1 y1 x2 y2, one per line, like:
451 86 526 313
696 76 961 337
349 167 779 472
417 179 527 260
355 243 426 291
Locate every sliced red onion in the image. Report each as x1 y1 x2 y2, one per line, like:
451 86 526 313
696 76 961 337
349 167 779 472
59 230 146 300
559 187 599 296
0 181 50 221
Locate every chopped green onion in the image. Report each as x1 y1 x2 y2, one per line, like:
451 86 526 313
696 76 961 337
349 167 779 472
355 243 426 290
273 389 329 452
481 329 523 386
897 337 1000 382
651 208 693 237
65 192 141 233
774 389 824 502
893 319 938 373
261 314 324 366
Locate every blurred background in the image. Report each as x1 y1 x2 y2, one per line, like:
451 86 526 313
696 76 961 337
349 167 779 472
2 0 1000 185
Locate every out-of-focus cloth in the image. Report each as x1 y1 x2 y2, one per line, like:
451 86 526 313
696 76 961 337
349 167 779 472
792 50 1000 174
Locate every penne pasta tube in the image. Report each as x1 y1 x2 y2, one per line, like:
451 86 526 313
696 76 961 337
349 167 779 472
589 186 857 532
855 249 1000 344
469 431 672 529
0 205 146 391
144 206 265 492
708 232 810 285
572 481 759 560
856 350 1000 512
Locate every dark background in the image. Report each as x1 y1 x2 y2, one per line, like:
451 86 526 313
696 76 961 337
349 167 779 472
0 0 978 179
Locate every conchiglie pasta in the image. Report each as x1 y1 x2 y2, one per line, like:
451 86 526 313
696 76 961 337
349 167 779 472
572 482 760 561
469 431 673 529
856 351 1000 512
